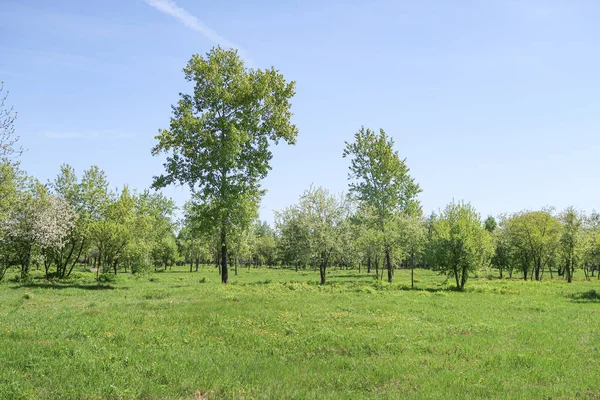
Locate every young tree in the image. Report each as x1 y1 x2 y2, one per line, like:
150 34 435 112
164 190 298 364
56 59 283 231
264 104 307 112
430 201 489 290
343 127 421 283
0 161 22 279
35 194 78 279
490 218 511 278
275 206 312 271
505 210 561 281
484 216 497 233
398 214 427 288
252 221 277 267
297 186 346 284
559 207 584 283
151 46 298 284
582 212 600 279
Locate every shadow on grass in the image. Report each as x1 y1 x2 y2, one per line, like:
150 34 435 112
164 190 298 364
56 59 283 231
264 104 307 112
11 282 116 290
568 289 600 303
396 285 458 293
329 274 373 279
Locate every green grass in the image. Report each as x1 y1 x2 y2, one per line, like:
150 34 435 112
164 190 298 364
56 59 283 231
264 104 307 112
0 266 599 399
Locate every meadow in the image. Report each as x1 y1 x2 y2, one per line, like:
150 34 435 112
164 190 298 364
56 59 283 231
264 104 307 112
0 266 599 399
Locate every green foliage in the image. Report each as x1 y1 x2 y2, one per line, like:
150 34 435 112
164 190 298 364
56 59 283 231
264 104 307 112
559 207 584 283
276 186 346 284
151 46 297 284
504 209 561 281
343 126 421 282
430 201 491 290
343 126 421 220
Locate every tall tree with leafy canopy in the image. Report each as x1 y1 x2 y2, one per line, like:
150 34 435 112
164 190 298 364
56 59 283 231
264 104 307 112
152 47 298 284
343 126 421 283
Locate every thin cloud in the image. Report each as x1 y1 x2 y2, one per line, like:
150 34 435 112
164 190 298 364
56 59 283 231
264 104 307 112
145 0 252 63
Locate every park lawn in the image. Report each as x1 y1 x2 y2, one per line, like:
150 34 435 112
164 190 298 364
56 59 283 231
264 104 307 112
0 266 599 399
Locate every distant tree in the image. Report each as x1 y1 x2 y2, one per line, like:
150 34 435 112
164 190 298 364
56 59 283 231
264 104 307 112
252 221 277 267
276 186 345 283
178 201 211 272
151 46 298 284
35 194 78 279
505 210 561 281
484 216 497 233
0 82 22 159
89 186 135 277
275 206 311 271
297 186 346 284
582 212 600 279
343 126 421 283
398 214 427 288
490 218 511 278
430 201 489 290
152 233 178 270
0 160 23 279
559 207 584 283
3 180 56 279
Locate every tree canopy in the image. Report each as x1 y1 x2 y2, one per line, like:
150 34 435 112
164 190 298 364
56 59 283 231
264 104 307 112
151 46 298 283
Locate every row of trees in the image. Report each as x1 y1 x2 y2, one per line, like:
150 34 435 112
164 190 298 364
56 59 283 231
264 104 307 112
2 153 596 290
148 46 599 289
3 47 598 290
0 162 179 280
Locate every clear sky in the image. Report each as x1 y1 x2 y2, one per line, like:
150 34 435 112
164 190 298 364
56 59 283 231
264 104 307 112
2 0 600 224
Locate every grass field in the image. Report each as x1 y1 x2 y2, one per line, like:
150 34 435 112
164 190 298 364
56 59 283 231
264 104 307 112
0 266 599 399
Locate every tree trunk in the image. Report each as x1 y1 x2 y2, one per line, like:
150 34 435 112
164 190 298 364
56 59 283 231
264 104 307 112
386 247 393 283
319 264 326 285
367 253 371 274
454 268 460 289
460 266 468 290
565 259 572 283
411 252 415 289
220 227 228 284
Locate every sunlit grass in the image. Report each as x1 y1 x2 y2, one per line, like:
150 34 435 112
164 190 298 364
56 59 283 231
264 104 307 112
0 266 598 399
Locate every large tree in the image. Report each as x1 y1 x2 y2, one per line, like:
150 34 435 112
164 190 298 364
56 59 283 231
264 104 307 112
152 47 298 284
343 126 421 283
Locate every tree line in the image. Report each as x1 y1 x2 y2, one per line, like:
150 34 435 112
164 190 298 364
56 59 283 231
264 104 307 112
1 48 598 289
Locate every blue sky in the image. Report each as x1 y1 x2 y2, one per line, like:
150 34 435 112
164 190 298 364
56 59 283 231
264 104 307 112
2 0 600 223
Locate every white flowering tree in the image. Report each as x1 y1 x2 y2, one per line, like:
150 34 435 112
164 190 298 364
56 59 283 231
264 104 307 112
2 180 77 280
35 194 77 278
